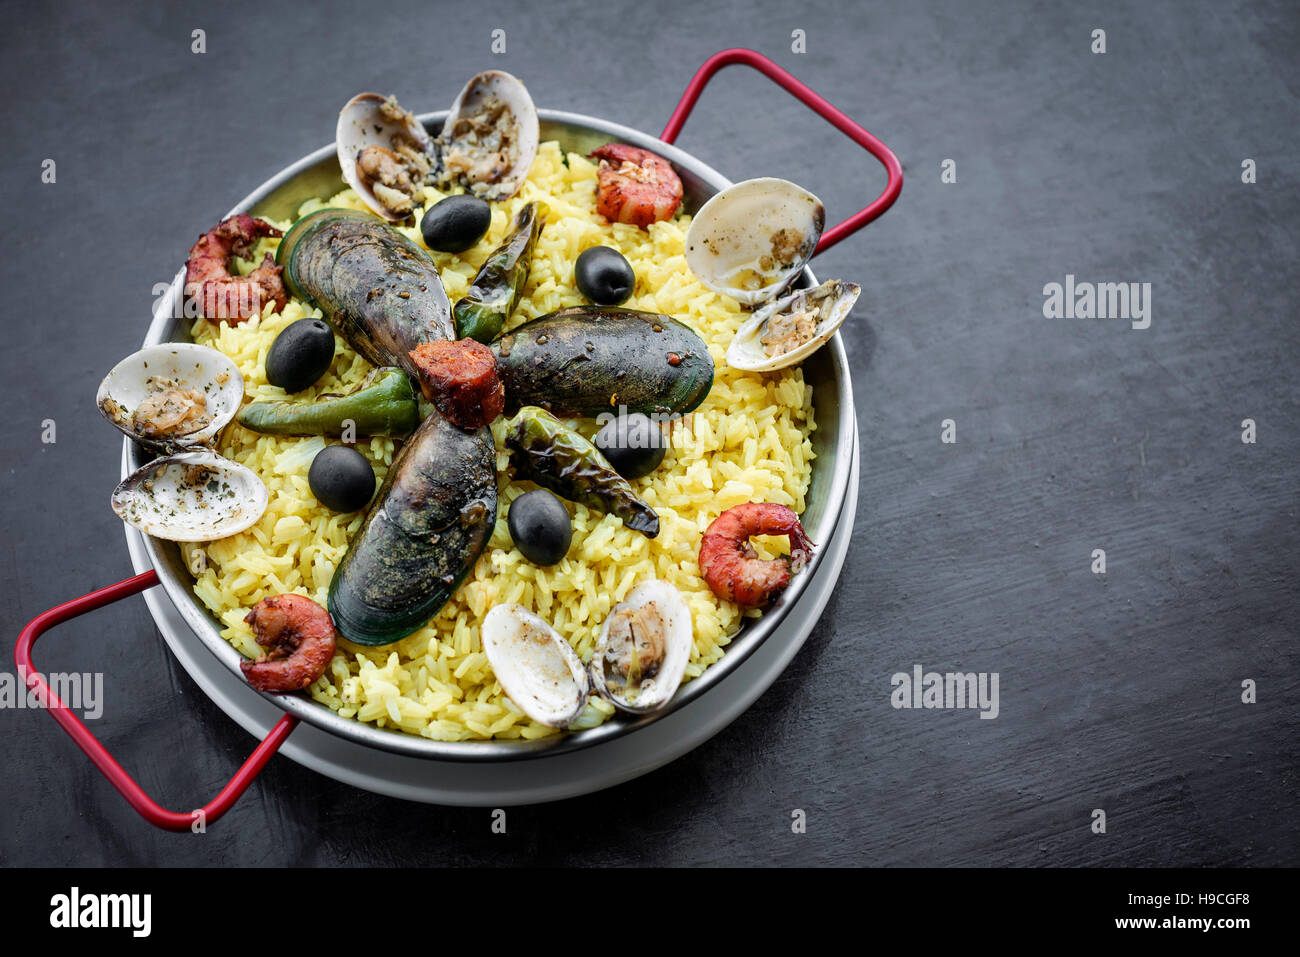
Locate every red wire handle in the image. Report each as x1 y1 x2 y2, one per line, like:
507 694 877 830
14 570 298 832
661 48 903 256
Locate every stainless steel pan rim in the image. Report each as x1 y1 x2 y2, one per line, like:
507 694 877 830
128 108 857 762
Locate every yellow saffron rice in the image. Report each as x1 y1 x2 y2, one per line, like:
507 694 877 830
185 141 816 741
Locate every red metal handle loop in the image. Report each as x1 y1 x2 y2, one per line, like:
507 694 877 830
662 48 903 256
14 570 298 832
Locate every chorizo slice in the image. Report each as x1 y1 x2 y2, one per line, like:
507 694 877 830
408 339 505 430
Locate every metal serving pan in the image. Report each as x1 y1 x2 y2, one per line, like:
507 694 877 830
18 49 901 827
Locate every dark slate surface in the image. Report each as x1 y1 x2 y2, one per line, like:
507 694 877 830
1 0 1296 866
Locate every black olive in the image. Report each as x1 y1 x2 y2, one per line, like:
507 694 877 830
266 318 335 393
421 194 492 253
507 489 573 566
595 413 666 479
308 445 375 513
575 246 635 305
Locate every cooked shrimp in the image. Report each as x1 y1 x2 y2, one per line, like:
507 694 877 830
240 594 337 693
698 503 815 609
185 214 288 324
589 144 683 228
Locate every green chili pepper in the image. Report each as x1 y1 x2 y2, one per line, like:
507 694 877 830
506 406 659 538
237 367 420 438
453 202 543 343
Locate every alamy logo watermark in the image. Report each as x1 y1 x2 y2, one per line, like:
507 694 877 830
1 667 103 719
1042 274 1151 329
891 664 999 719
50 887 150 937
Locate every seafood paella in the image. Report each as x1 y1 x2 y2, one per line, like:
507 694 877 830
98 71 861 742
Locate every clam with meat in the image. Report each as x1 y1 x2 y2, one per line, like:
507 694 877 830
590 580 693 714
336 93 436 221
98 343 268 541
685 177 825 306
727 279 861 372
433 70 538 201
97 343 244 453
480 580 694 725
336 71 538 221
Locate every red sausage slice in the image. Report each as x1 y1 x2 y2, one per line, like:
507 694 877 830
409 339 506 430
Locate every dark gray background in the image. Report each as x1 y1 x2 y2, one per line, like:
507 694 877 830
2 0 1296 866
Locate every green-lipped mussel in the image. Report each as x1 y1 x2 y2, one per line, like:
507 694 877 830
328 410 497 645
491 307 713 418
276 208 452 380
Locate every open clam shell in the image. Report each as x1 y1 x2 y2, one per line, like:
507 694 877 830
336 92 436 221
111 450 268 543
726 279 861 372
590 580 693 714
434 70 538 202
482 604 589 728
97 343 244 453
685 177 825 306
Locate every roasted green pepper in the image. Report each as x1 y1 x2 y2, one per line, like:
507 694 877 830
506 406 659 538
453 202 543 343
237 367 420 438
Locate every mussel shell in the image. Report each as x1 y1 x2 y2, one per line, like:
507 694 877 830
336 92 435 222
481 604 590 728
327 409 498 646
97 343 244 453
435 70 539 202
726 279 861 372
111 450 268 542
685 177 825 306
491 307 714 418
590 580 693 714
276 208 452 380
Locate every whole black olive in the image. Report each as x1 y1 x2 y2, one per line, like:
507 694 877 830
266 318 336 393
575 246 636 305
595 413 666 479
421 194 492 253
308 445 376 512
507 489 573 566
